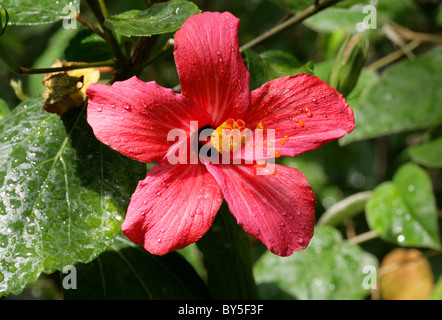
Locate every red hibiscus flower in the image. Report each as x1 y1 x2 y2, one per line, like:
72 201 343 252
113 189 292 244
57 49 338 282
86 12 355 256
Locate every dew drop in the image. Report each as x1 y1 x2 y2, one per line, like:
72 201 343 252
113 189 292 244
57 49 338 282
123 103 131 111
96 106 103 112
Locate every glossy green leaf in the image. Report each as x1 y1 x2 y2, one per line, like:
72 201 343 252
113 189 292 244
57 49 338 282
409 135 442 168
196 203 259 299
245 49 313 90
104 0 201 37
0 98 8 122
366 163 440 249
254 225 378 300
342 46 442 145
63 235 209 299
0 98 146 297
0 0 80 25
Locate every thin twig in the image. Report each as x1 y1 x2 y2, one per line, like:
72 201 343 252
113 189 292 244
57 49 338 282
367 39 421 71
347 230 378 245
76 14 106 39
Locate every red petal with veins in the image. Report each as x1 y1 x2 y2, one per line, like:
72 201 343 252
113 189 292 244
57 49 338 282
86 77 211 163
122 159 223 255
244 73 355 159
205 162 315 256
174 11 250 127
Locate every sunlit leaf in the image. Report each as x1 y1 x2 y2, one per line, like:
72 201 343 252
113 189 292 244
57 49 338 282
409 135 442 168
0 98 146 297
379 248 434 300
196 203 259 299
245 49 313 90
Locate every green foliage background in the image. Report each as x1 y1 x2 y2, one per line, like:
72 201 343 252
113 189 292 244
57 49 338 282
0 0 441 300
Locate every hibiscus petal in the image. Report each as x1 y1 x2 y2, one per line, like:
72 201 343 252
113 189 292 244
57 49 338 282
174 12 250 127
244 73 355 159
122 159 223 255
86 76 211 163
205 163 315 256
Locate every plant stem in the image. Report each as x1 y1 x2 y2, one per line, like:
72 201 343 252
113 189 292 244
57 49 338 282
239 0 343 52
130 38 174 75
76 14 106 39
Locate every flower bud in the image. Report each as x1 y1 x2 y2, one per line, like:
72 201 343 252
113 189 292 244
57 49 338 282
328 33 369 97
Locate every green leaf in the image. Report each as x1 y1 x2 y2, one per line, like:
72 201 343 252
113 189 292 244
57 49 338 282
270 0 313 12
245 49 313 90
0 98 146 297
0 98 9 122
104 0 201 37
28 27 78 98
196 202 259 299
63 235 209 299
342 46 442 145
254 225 378 300
318 191 373 227
409 135 442 168
0 0 80 25
366 163 440 249
431 276 442 300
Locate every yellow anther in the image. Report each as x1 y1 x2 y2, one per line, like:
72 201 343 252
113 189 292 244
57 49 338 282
211 118 248 153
